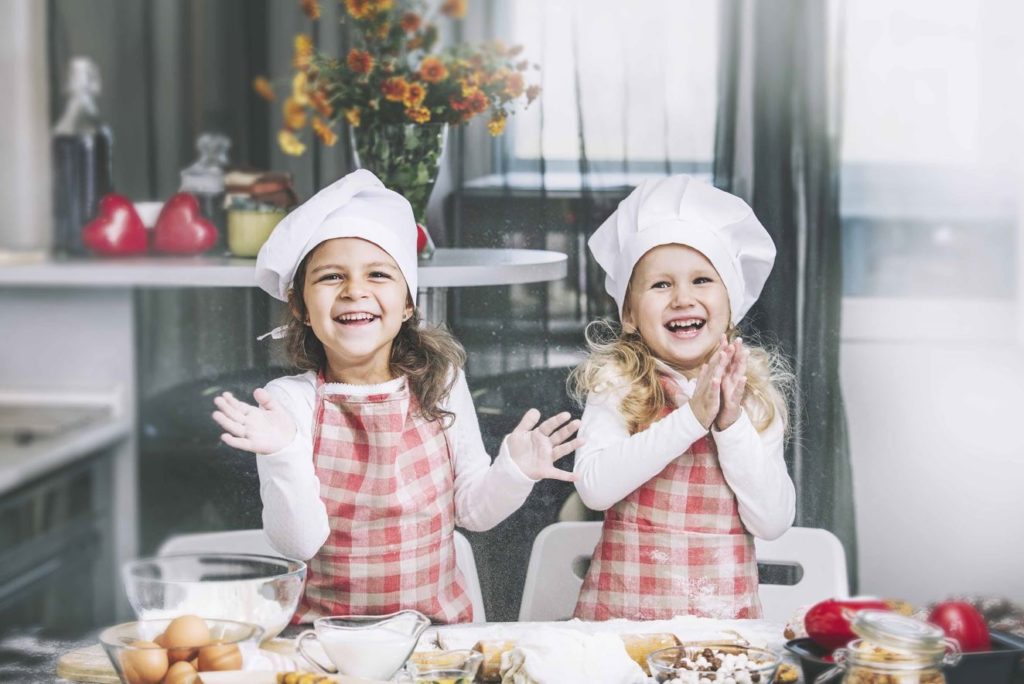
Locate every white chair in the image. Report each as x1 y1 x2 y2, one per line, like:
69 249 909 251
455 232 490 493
157 528 487 623
518 522 848 623
157 529 279 557
451 530 486 623
753 526 848 622
518 521 602 622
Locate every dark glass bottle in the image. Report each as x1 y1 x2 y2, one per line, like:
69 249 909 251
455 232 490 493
52 57 113 256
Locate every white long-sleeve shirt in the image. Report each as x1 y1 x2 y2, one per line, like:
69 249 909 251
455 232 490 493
256 369 536 560
573 363 795 540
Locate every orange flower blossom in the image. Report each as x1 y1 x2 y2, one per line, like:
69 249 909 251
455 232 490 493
405 106 431 123
252 76 275 101
419 56 448 83
347 49 375 75
380 76 410 102
312 118 338 146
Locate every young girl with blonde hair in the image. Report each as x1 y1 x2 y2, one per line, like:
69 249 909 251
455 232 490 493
212 170 581 624
571 175 795 621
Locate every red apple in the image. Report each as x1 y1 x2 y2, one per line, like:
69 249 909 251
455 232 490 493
928 601 991 652
805 598 891 651
81 194 148 255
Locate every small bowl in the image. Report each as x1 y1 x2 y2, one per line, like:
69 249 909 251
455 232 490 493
647 643 782 683
408 649 484 682
99 618 262 684
122 553 306 641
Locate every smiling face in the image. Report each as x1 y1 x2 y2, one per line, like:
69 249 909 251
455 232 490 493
300 237 413 384
623 243 731 377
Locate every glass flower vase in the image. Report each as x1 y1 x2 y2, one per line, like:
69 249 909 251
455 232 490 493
349 122 447 259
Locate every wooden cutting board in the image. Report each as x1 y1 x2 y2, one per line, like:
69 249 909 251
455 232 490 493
56 639 301 683
55 644 119 684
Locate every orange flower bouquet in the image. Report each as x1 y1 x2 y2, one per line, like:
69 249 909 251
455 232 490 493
256 0 540 247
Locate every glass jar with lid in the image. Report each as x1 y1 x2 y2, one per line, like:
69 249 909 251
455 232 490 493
815 610 961 684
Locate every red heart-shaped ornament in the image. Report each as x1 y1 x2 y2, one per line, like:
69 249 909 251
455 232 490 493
153 193 218 254
81 194 148 255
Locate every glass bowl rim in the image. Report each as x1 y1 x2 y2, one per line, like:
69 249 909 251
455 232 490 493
312 609 430 632
122 552 307 584
646 642 783 674
99 617 265 649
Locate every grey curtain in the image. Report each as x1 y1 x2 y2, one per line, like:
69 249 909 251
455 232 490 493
46 0 362 396
714 0 858 589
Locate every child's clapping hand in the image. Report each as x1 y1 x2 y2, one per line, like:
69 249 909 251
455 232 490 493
688 341 728 430
716 338 749 431
212 389 298 455
505 409 583 482
688 336 750 431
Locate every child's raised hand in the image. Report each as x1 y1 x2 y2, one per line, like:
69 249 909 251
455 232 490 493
505 409 582 483
688 336 731 430
716 338 749 430
212 388 297 455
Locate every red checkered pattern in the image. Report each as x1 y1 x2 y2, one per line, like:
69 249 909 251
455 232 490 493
294 376 473 624
574 374 762 621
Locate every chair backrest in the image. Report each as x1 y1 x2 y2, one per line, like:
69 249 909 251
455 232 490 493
452 530 486 623
753 526 849 622
518 521 602 622
518 522 848 623
156 529 487 623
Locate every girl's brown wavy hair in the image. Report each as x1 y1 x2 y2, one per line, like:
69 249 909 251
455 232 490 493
569 317 793 436
283 245 465 427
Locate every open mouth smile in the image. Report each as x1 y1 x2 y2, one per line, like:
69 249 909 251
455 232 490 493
665 317 706 338
333 312 380 326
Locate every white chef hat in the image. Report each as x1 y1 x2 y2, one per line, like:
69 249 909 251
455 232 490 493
588 175 775 325
254 169 418 302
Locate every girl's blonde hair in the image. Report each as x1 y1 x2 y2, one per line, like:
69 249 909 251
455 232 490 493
284 245 465 427
569 318 793 436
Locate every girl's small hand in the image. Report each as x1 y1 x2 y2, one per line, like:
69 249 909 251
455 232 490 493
505 409 582 483
716 339 750 431
212 389 297 455
688 339 730 430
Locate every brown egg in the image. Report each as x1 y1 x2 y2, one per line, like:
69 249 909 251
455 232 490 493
119 640 168 684
163 660 200 684
197 640 243 672
162 615 210 663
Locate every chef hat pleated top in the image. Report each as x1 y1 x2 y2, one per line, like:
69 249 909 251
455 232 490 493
255 169 418 302
588 175 776 325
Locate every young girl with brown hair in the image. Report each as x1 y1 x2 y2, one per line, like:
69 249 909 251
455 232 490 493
212 170 581 624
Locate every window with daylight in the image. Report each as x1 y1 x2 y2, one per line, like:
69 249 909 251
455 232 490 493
500 0 719 179
839 0 1022 304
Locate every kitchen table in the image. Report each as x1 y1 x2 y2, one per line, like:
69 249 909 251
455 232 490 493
5 617 797 683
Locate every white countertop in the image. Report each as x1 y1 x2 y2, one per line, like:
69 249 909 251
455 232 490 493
0 248 568 289
0 413 130 495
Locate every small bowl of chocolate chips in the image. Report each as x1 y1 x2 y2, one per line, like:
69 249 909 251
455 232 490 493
647 643 782 683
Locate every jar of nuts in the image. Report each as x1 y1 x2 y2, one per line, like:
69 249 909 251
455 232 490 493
814 611 961 684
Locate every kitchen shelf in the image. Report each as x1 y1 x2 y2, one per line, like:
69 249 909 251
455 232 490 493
0 255 257 288
0 249 568 289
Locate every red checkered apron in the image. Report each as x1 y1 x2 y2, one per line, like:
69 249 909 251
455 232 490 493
293 374 473 624
574 374 762 621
